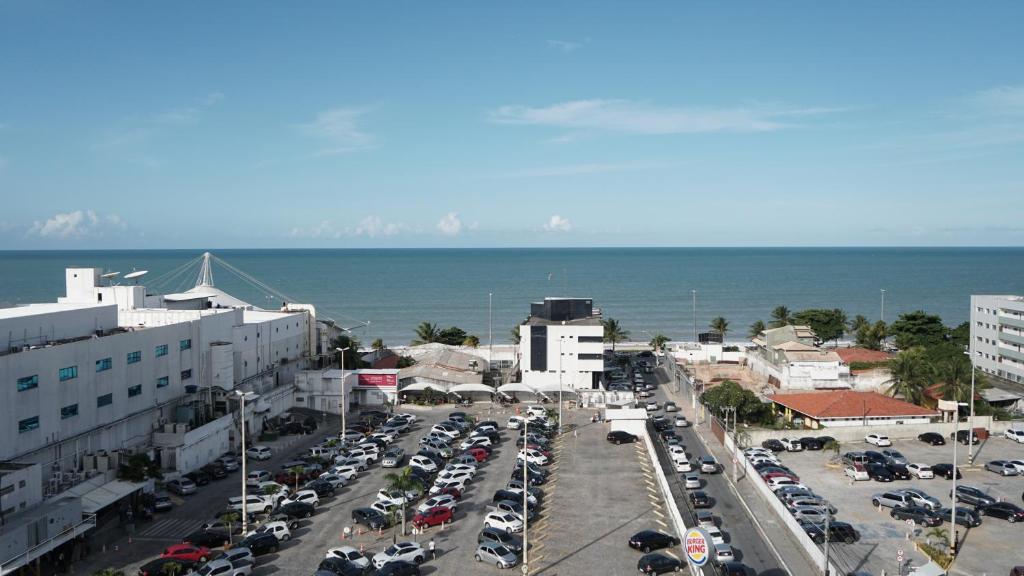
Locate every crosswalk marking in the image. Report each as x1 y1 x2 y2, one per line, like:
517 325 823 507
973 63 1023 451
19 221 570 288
138 518 202 538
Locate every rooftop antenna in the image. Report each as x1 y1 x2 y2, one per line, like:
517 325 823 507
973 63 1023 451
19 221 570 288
124 270 148 284
196 252 215 287
100 271 120 286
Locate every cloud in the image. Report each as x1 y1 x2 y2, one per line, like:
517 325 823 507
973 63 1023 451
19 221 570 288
490 99 841 134
353 216 402 238
150 91 226 125
543 215 572 232
971 85 1024 116
200 91 225 107
547 39 582 53
28 210 126 239
437 212 462 236
289 216 404 239
290 221 343 239
489 160 675 179
299 107 376 155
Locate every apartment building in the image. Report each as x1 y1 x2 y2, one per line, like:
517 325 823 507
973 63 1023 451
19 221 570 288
518 298 604 392
971 295 1024 384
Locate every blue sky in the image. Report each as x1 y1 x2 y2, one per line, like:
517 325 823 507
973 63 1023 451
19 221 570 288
1 1 1022 248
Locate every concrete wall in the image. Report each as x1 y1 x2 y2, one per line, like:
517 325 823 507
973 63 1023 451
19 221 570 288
605 408 648 436
0 464 43 516
740 416 1013 445
173 415 231 474
1 304 119 350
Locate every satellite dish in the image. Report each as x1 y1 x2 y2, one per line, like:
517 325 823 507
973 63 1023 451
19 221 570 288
124 270 148 283
100 271 120 279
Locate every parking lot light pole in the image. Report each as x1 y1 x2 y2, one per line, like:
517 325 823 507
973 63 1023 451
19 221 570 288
336 347 351 441
966 347 976 464
822 498 831 576
235 390 250 535
558 337 563 434
691 290 697 343
950 401 968 553
522 418 529 572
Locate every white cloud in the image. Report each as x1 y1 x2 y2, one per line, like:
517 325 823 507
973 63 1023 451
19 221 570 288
490 99 840 134
353 216 401 238
151 91 226 125
28 210 125 239
971 86 1024 116
437 212 463 236
547 39 582 53
543 215 572 232
200 90 225 107
299 107 376 155
490 160 673 179
290 220 343 239
289 216 404 239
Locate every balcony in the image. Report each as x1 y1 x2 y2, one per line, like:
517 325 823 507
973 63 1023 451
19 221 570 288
999 331 1024 347
999 347 1024 364
998 315 1024 330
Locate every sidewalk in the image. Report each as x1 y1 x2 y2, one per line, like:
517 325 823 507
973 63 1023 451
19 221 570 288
658 367 819 576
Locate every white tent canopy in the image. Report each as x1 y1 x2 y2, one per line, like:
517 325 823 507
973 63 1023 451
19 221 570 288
531 382 578 394
497 383 537 394
448 384 496 394
400 382 448 392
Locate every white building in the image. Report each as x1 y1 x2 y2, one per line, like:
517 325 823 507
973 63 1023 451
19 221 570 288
747 325 852 391
518 298 604 393
971 295 1024 384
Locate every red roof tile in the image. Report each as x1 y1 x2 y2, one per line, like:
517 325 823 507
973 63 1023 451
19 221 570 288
835 348 892 364
771 390 937 419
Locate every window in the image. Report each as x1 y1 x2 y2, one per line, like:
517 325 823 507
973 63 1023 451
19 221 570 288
18 416 39 433
96 357 113 372
179 339 192 351
61 404 79 419
155 344 168 357
128 384 142 397
127 351 141 364
58 366 78 381
578 353 603 360
578 336 604 343
180 369 192 380
156 376 169 388
97 393 113 407
17 375 39 392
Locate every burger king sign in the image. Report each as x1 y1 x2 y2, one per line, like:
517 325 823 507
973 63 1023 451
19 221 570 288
684 527 710 567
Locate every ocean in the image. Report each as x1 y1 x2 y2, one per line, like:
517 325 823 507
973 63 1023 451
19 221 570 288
1 248 1022 346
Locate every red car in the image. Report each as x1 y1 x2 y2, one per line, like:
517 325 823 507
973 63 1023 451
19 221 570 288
762 472 799 482
436 486 462 500
412 506 454 528
160 543 211 563
466 447 489 462
526 444 552 458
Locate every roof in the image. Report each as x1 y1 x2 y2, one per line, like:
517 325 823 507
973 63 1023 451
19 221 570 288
183 285 252 308
980 387 1023 403
0 302 109 320
774 341 819 352
771 391 938 419
526 316 602 327
399 346 488 386
783 350 843 362
835 348 892 364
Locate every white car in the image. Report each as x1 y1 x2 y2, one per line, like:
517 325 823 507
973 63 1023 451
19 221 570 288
749 456 780 466
282 489 319 507
675 459 694 473
344 450 376 466
429 426 459 440
907 463 934 479
443 463 477 475
257 481 290 497
417 494 457 514
484 512 524 533
844 465 869 481
376 489 416 507
705 526 725 545
335 457 368 472
1005 459 1024 474
645 401 659 411
245 470 270 487
409 455 438 473
394 413 417 424
683 475 701 489
246 446 273 461
437 470 473 484
768 479 808 492
371 541 426 569
865 434 892 447
460 436 492 450
369 432 396 444
370 501 402 517
1005 428 1024 443
668 446 688 459
507 416 525 430
780 438 803 452
714 543 735 563
327 465 360 481
517 449 549 466
505 488 537 507
246 520 291 541
429 479 467 495
744 448 773 459
325 546 370 569
317 473 349 489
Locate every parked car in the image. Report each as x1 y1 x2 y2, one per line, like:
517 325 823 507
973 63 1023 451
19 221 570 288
372 541 426 569
761 439 785 452
799 437 823 451
931 463 962 480
375 561 420 576
952 485 996 507
689 491 712 508
474 541 519 569
865 434 892 447
891 505 943 527
411 506 453 529
246 521 291 542
985 460 1021 476
898 488 942 511
637 553 682 575
628 530 680 552
325 546 371 569
866 463 895 482
153 494 174 512
871 491 914 509
316 557 365 576
351 507 390 530
166 478 198 496
484 512 523 534
607 431 638 444
1004 428 1024 443
917 432 946 446
940 506 982 528
194 558 253 576
979 502 1024 523
138 558 197 576
674 416 690 428
478 527 524 554
381 447 406 468
246 446 273 461
183 530 231 549
881 449 908 465
235 532 280 556
907 463 934 479
700 456 720 474
780 438 803 452
801 521 860 544
161 543 212 563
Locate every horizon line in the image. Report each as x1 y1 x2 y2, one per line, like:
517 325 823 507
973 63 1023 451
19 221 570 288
2 245 1024 253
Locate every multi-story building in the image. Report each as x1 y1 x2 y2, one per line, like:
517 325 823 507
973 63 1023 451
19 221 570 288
748 325 852 391
518 298 604 392
971 295 1024 384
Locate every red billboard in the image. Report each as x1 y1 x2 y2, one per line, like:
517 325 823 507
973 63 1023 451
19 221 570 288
357 372 397 388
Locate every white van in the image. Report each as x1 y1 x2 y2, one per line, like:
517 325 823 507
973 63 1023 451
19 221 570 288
526 406 547 418
228 494 275 514
245 470 271 487
309 446 339 460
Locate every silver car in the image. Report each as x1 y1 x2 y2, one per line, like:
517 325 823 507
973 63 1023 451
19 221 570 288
985 460 1021 476
791 505 831 523
881 449 908 466
475 542 518 568
166 478 197 495
381 447 406 468
897 488 942 511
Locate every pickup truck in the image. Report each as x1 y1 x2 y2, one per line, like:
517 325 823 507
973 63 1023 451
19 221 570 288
195 558 254 576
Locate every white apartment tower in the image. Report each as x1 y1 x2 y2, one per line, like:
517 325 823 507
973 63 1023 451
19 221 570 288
518 298 604 392
971 295 1024 384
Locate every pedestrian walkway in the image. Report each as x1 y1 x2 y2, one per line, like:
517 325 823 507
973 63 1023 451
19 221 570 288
135 518 203 540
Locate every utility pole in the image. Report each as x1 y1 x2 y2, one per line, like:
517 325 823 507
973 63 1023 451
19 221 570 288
724 406 738 481
691 290 697 343
967 346 976 463
522 417 529 575
488 292 493 361
336 347 351 439
235 390 250 535
822 499 831 576
880 289 886 323
950 402 965 553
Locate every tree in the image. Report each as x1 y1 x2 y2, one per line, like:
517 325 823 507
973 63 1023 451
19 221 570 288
289 465 305 490
372 338 385 351
947 322 970 350
769 306 792 328
709 317 729 341
886 347 933 404
463 335 480 348
889 311 947 350
412 322 440 345
602 318 630 351
383 467 422 536
511 325 522 345
648 333 670 353
332 334 367 368
219 511 240 544
437 326 468 346
935 353 987 404
792 308 848 345
700 380 768 424
849 314 870 333
396 355 416 369
117 453 161 482
748 320 766 339
856 321 887 350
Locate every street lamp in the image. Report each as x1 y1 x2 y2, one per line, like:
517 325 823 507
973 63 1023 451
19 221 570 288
522 417 529 574
880 289 886 323
234 390 254 535
558 337 563 434
691 290 697 343
950 400 969 553
965 347 977 463
336 347 351 440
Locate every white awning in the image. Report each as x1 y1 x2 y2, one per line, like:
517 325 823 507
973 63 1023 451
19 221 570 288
531 382 578 394
67 479 147 514
497 383 537 394
448 384 496 394
400 382 448 393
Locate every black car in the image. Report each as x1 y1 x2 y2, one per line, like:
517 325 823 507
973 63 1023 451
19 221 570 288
917 432 946 446
184 470 211 486
408 467 434 484
863 451 887 465
138 558 197 576
628 530 680 553
237 532 280 555
719 562 754 576
953 485 996 507
376 560 421 576
980 502 1024 523
866 463 894 482
801 521 860 544
607 431 638 444
885 464 911 480
638 553 682 575
891 505 943 527
280 500 317 519
690 491 712 508
652 419 671 432
352 507 389 529
932 463 962 480
951 430 981 445
940 507 982 528
201 464 228 480
304 479 337 498
478 527 524 553
182 529 230 548
317 557 365 576
511 468 546 486
800 437 824 451
816 436 836 447
761 439 785 452
493 489 526 504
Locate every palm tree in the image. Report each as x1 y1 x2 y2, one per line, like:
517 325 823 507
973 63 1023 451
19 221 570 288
748 320 766 339
602 318 630 351
925 526 949 548
163 564 183 576
289 465 305 490
371 338 385 351
849 314 870 333
886 347 933 404
710 317 729 341
463 335 480 348
936 354 987 404
383 468 422 536
220 511 240 545
769 306 792 328
412 322 440 345
510 325 522 345
648 333 670 353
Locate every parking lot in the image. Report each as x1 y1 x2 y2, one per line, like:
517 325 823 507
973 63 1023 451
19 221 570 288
768 431 1024 576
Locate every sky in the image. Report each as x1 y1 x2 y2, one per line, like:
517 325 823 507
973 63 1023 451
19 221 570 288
0 1 1022 249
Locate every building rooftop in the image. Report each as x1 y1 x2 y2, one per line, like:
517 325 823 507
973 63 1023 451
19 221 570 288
771 390 938 419
783 350 843 362
835 347 892 364
527 316 603 327
0 302 109 320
